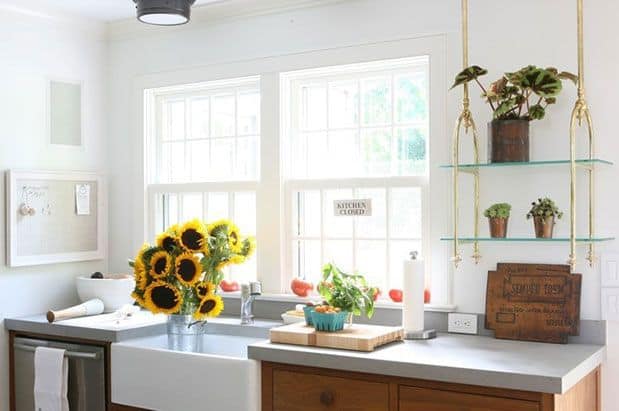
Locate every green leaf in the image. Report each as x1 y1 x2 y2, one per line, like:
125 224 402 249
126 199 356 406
519 66 563 98
450 66 488 89
494 99 517 119
558 71 578 85
529 104 546 120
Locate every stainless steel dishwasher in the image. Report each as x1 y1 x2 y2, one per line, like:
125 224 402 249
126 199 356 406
13 337 106 411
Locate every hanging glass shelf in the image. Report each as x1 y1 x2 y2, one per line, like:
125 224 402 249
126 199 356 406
440 159 613 170
440 236 615 244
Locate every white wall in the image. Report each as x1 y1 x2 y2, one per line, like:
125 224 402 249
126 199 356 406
0 7 107 411
105 0 619 407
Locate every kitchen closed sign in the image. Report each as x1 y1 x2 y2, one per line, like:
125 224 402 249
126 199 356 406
334 199 372 217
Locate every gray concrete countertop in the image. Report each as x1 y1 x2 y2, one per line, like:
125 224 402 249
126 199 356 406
248 333 606 394
4 311 168 342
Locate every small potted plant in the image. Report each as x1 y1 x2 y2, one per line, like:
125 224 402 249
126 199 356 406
526 198 563 239
484 203 511 238
316 263 376 331
451 65 576 163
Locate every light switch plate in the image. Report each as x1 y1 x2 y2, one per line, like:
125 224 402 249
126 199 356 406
601 288 619 321
601 254 619 287
448 313 478 334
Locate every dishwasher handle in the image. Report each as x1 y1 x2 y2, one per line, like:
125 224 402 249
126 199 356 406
13 343 101 361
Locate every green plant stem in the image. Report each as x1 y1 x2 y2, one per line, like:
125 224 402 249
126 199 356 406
474 78 497 111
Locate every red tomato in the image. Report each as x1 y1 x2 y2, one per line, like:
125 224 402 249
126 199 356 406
291 278 313 297
372 288 381 301
220 280 240 292
424 288 431 304
388 289 403 303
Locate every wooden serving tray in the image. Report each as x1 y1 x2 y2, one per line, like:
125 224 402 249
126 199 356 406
270 322 404 352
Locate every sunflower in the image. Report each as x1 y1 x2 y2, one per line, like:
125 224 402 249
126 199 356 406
134 258 148 290
156 230 179 253
179 219 208 253
149 250 172 279
194 294 224 320
227 223 242 253
131 290 145 307
144 281 182 314
207 219 231 235
135 243 151 266
241 236 256 257
175 252 202 286
196 281 216 298
228 254 246 265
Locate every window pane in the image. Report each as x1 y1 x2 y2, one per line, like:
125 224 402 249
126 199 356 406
328 81 358 128
361 77 391 126
163 100 185 141
236 136 258 179
389 240 422 290
190 98 209 139
293 190 321 238
305 132 328 178
189 140 209 180
211 94 235 137
182 193 203 221
355 188 386 238
395 127 427 175
293 240 321 284
230 257 256 284
356 240 386 290
210 138 235 179
207 192 229 220
324 240 353 273
167 194 179 226
328 130 359 177
238 91 260 135
395 73 428 123
234 192 256 235
360 128 391 176
300 84 327 130
390 188 422 238
162 142 186 182
323 189 353 238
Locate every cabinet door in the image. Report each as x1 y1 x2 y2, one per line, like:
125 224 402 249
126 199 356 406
272 369 390 411
399 386 540 411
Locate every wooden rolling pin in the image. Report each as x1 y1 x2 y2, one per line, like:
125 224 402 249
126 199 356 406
46 299 105 323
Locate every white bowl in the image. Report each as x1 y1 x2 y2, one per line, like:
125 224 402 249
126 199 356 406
76 274 135 312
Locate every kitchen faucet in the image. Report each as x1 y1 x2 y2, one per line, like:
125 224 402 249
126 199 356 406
240 281 262 325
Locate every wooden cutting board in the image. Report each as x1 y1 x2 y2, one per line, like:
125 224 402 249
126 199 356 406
270 322 404 352
485 263 581 344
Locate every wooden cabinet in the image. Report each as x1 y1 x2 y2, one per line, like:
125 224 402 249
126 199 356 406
273 369 389 411
399 386 540 411
262 362 600 411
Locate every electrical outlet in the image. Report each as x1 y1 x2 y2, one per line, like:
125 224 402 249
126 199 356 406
448 313 478 335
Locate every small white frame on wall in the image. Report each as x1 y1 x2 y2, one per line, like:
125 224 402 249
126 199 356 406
6 169 107 267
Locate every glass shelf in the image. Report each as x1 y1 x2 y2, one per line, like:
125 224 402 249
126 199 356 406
440 236 615 244
440 159 613 170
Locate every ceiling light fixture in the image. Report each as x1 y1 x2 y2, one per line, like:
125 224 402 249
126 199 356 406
134 0 196 26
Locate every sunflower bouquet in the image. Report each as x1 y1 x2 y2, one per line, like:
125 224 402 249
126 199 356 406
129 218 255 321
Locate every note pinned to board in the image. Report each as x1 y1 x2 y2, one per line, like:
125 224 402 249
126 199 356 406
75 183 91 215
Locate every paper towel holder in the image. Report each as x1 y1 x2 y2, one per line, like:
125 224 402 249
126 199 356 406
405 250 437 340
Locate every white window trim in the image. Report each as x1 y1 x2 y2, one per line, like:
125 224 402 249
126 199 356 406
135 35 452 307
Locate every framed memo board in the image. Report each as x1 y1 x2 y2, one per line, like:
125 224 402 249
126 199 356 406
6 170 106 267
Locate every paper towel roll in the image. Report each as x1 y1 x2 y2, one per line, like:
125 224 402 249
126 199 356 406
402 257 425 333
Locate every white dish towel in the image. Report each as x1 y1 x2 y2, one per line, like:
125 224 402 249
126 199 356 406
34 347 70 411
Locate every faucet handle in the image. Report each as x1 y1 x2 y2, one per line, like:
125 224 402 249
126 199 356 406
249 281 262 296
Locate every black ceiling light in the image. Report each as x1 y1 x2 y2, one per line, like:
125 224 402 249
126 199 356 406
134 0 197 26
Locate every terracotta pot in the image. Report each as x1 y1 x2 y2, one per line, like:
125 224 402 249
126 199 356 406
533 216 555 239
488 217 509 238
488 119 530 163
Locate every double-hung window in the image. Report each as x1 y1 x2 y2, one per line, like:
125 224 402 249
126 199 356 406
144 54 432 297
283 57 429 291
145 77 260 284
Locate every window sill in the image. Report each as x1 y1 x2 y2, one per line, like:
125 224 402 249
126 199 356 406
219 291 456 313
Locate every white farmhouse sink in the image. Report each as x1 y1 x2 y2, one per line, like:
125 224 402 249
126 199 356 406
111 318 274 411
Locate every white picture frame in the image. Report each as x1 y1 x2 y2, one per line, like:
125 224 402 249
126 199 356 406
6 169 107 267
